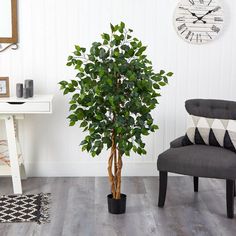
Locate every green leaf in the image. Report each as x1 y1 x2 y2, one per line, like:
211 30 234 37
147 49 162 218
163 76 168 84
96 147 102 155
80 140 87 145
80 121 88 127
160 70 165 75
69 121 75 126
74 51 81 56
153 83 160 89
137 147 142 155
99 48 106 59
167 72 173 77
102 33 110 41
107 78 112 86
81 47 86 53
159 82 166 86
151 124 159 131
103 40 109 45
135 46 147 56
75 45 81 51
68 114 78 122
75 60 82 70
76 108 84 120
99 68 105 77
110 23 115 32
141 128 149 135
59 81 68 86
142 149 147 155
63 88 69 95
71 80 78 86
70 104 77 110
95 114 103 121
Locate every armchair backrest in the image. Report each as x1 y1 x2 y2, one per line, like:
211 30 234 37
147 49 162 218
185 99 236 120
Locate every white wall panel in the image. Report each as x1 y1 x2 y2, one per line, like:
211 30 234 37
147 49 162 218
0 0 235 176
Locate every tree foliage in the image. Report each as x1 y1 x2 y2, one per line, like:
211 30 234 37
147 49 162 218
59 22 173 158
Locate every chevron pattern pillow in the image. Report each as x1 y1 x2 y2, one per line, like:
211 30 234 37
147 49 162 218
182 115 236 153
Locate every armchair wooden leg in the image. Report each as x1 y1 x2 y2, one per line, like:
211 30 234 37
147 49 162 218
158 171 168 207
226 179 234 219
194 176 198 192
234 181 236 197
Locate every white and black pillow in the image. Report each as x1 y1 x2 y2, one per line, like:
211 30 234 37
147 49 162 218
182 115 236 153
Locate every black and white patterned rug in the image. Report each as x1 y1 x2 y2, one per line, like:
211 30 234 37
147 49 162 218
0 193 50 224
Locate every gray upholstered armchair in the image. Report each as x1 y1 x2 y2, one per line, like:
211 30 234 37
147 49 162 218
157 99 236 218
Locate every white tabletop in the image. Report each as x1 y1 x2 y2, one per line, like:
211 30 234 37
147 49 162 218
0 95 53 103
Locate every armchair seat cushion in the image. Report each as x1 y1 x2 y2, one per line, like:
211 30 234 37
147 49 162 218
157 145 236 179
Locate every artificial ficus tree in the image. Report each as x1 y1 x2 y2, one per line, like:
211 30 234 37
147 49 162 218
59 22 173 200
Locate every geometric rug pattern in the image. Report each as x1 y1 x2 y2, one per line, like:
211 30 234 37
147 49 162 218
183 115 236 153
0 193 50 224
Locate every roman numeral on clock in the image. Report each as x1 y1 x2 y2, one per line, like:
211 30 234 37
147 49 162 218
199 0 204 4
181 28 187 34
185 31 192 40
214 17 223 22
206 32 212 39
189 0 195 5
176 17 185 22
190 33 194 42
178 23 187 31
196 33 202 43
212 25 220 33
199 34 202 43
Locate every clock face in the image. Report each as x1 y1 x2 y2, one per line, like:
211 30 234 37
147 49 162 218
174 0 224 44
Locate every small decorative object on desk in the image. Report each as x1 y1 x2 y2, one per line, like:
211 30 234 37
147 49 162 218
25 80 34 97
23 88 30 99
16 83 23 98
0 77 10 98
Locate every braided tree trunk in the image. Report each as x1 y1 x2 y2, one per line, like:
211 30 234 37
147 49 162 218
107 133 123 199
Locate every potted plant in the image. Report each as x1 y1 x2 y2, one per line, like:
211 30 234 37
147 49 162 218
59 22 173 214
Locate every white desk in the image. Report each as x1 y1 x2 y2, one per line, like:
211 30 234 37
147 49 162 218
0 95 53 194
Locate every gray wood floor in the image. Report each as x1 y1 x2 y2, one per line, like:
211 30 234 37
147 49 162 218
0 177 236 236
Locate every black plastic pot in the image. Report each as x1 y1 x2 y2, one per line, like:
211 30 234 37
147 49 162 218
107 193 127 214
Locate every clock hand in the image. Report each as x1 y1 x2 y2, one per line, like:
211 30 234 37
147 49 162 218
193 6 221 24
196 10 213 20
193 19 207 24
179 7 206 23
179 7 200 19
201 6 221 18
193 9 211 23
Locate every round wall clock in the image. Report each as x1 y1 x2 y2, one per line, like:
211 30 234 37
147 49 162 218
174 0 224 44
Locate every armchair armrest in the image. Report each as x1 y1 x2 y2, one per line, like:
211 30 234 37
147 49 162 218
170 136 185 148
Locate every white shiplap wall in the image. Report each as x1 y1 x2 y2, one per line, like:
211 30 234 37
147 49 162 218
0 0 235 176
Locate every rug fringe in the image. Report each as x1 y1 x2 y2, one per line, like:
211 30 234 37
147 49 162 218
37 193 51 224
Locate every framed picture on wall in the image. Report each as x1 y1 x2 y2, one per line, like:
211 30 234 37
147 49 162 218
0 77 10 97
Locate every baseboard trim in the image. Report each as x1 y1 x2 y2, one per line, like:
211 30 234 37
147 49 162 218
25 161 159 177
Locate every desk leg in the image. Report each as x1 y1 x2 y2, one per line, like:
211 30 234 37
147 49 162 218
17 138 27 180
15 119 27 180
5 116 22 194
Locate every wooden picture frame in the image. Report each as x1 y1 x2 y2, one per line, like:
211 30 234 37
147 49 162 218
0 0 18 43
0 77 10 97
